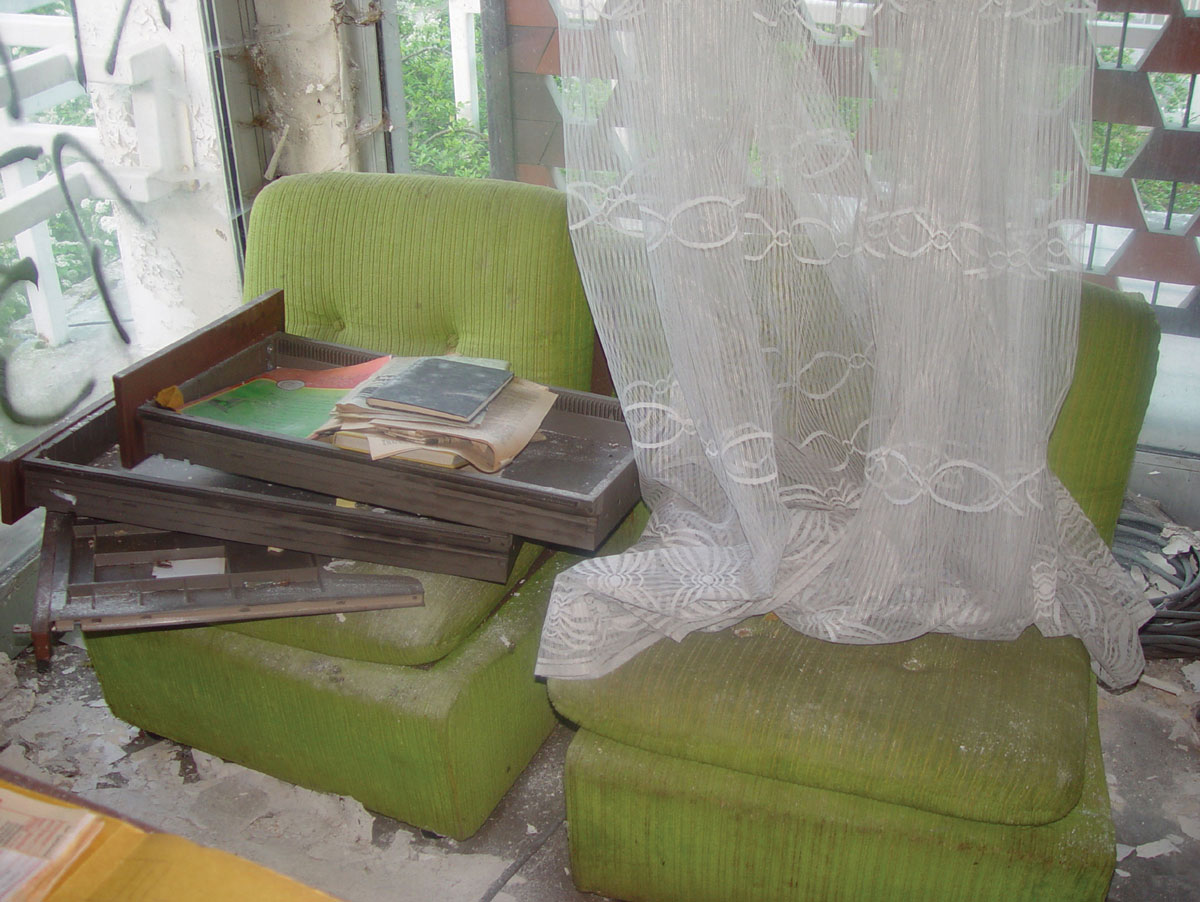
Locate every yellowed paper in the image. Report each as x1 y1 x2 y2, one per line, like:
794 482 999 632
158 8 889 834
57 834 337 902
367 379 558 471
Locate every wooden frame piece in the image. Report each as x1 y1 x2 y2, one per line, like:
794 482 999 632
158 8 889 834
138 386 638 550
27 517 425 669
111 321 639 550
30 510 73 671
112 289 285 468
1 396 116 527
2 399 519 582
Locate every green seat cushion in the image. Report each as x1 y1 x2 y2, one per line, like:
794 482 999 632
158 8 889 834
550 620 1093 827
243 172 594 391
84 505 651 839
221 542 545 667
563 698 1113 902
1049 280 1159 545
86 547 567 840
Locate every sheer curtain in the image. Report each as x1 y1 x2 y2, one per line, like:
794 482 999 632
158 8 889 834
536 0 1153 687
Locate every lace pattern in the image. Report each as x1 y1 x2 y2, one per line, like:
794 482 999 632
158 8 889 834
537 0 1149 688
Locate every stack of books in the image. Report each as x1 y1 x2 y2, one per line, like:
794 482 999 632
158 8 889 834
311 356 558 471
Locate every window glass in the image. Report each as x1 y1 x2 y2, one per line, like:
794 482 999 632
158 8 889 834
2 1 243 460
390 0 490 177
1 0 244 586
1086 5 1199 458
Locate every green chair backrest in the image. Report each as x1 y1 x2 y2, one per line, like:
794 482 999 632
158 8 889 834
1049 281 1159 546
243 172 594 392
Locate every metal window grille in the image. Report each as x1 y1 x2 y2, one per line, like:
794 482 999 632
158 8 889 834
1087 0 1200 336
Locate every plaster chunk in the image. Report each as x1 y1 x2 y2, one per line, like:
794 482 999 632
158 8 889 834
0 653 17 698
1135 838 1179 859
1182 660 1200 693
0 688 35 723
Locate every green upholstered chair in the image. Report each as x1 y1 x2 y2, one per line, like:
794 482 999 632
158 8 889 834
549 281 1159 901
83 172 642 840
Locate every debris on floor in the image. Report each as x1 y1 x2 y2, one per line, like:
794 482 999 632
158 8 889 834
2 643 1198 901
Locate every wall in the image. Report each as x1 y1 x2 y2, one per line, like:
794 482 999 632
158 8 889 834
505 0 563 187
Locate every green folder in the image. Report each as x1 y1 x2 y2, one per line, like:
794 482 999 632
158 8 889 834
182 379 346 439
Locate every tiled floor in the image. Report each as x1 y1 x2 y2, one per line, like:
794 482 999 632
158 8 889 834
1 641 1198 902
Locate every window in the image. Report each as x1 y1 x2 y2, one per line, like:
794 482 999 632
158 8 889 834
1088 4 1200 465
2 1 242 452
391 0 491 177
0 0 522 596
1 0 244 597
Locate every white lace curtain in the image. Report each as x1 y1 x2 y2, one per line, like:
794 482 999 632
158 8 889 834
536 0 1153 687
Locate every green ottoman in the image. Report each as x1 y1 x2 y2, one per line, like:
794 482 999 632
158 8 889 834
88 549 556 839
549 281 1159 900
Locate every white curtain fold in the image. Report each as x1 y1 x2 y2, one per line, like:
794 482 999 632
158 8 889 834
536 0 1154 686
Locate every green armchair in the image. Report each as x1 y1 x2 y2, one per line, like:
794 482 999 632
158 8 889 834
548 281 1159 901
83 172 641 840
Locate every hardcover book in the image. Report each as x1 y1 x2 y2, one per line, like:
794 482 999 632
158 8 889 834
330 429 468 468
362 357 514 422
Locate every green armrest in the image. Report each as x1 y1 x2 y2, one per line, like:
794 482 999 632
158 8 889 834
1051 280 1159 545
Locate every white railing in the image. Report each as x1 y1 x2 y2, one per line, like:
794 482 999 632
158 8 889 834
448 0 481 128
1 8 190 347
0 9 94 346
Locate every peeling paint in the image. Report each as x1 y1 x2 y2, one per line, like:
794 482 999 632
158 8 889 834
1135 838 1180 859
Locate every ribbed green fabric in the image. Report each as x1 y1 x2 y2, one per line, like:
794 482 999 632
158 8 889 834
550 623 1089 826
220 543 544 667
85 506 651 839
564 684 1113 902
86 558 559 839
550 282 1158 831
549 281 1157 901
242 173 594 390
1049 281 1159 546
225 172 594 665
84 171 623 837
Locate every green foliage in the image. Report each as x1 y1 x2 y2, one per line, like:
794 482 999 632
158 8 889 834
1134 180 1200 223
555 76 614 122
0 196 117 335
1090 121 1150 172
395 4 489 178
1149 72 1194 128
1091 115 1198 220
30 92 94 127
49 198 120 285
25 1 71 15
1 0 113 324
0 243 26 335
1089 26 1199 225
